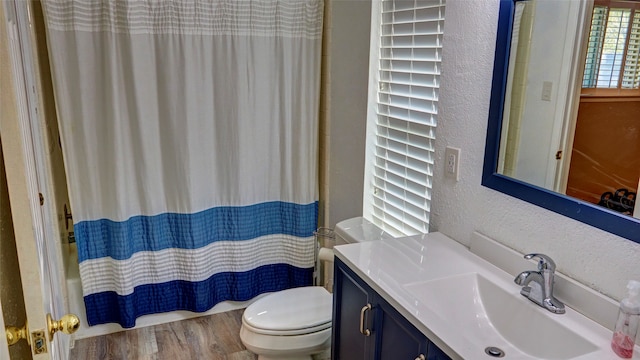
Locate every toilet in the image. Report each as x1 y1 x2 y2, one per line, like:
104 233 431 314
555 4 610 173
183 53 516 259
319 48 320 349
239 217 392 360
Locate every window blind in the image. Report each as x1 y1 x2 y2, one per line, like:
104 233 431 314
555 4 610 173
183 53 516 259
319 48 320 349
367 0 445 237
622 10 640 88
583 6 607 88
582 4 640 89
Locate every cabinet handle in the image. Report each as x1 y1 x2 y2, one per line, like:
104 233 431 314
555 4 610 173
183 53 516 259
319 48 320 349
415 355 426 360
359 303 372 336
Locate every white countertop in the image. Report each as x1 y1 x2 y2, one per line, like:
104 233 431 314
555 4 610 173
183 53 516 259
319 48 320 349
334 232 631 360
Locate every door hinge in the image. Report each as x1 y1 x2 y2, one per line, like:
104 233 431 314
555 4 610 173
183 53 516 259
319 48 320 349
39 193 44 206
555 151 562 160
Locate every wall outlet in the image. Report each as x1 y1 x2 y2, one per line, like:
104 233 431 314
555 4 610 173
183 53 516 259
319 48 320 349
445 146 461 181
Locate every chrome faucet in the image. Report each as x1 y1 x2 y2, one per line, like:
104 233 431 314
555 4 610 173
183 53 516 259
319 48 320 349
514 253 565 314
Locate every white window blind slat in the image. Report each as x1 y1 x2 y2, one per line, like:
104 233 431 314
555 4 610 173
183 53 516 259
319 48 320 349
379 70 440 84
382 1 444 14
375 144 436 171
378 92 439 106
381 14 444 25
378 111 437 136
379 59 440 75
378 97 439 113
378 80 440 96
381 34 442 48
379 69 440 79
382 3 445 14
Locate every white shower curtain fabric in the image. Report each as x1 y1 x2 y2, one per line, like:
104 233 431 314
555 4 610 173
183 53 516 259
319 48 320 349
42 0 323 327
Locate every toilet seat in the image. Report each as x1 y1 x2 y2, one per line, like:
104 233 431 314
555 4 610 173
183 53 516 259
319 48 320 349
242 286 333 336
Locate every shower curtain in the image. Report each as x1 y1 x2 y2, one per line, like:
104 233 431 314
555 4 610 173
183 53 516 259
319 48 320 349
42 0 323 327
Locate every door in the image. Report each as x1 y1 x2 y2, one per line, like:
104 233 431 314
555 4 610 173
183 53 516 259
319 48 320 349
1 143 33 359
1 1 78 359
0 54 53 358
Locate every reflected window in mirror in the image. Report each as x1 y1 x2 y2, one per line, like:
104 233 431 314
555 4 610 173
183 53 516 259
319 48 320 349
582 1 640 93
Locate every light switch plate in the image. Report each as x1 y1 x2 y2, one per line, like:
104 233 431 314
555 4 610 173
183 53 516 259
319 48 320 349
541 81 553 101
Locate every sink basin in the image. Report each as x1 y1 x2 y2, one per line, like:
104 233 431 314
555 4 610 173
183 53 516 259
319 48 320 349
404 273 599 359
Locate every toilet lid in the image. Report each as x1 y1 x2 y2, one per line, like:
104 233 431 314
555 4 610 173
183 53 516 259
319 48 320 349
243 286 332 334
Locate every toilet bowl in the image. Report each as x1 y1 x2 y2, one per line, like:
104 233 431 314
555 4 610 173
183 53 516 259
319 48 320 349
239 217 391 360
240 286 332 360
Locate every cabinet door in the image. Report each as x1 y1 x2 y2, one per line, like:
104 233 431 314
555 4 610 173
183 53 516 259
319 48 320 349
375 297 428 360
427 342 452 360
332 259 374 360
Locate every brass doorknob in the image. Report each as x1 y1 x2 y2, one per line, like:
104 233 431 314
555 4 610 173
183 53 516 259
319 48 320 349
5 323 29 346
46 313 80 340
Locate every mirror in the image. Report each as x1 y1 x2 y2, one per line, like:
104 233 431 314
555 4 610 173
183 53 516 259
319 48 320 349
482 0 640 243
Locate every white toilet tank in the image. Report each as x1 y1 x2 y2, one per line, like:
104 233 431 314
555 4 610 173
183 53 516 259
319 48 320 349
334 217 393 245
321 217 391 291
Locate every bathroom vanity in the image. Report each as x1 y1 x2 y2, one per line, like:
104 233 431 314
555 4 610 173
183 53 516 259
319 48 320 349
331 232 625 360
332 257 450 360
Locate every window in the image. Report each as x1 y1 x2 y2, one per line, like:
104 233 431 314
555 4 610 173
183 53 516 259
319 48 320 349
582 0 640 92
363 0 445 237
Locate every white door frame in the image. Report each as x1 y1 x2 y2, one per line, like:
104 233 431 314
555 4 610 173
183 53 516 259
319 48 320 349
2 1 69 358
553 0 594 193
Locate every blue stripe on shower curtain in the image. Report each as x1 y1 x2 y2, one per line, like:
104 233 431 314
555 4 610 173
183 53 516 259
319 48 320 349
83 264 312 327
77 201 317 327
74 201 318 261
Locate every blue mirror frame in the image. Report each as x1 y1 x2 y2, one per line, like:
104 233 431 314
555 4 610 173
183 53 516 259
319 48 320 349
481 0 640 244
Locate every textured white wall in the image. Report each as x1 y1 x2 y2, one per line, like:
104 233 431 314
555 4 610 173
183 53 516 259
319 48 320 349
431 0 640 302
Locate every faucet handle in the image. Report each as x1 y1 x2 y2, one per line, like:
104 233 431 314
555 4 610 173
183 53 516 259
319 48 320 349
524 253 556 272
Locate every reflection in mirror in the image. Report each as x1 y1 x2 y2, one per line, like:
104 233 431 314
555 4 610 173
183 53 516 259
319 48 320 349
569 0 640 218
500 0 640 217
482 0 640 243
498 0 582 192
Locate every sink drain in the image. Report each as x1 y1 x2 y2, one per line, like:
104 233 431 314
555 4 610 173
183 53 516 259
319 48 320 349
484 347 505 358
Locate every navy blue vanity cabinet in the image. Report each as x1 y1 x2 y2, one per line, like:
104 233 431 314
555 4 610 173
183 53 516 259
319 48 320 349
332 258 452 360
332 257 375 360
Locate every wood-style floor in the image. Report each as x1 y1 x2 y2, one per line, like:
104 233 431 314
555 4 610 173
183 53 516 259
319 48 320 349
70 309 257 360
